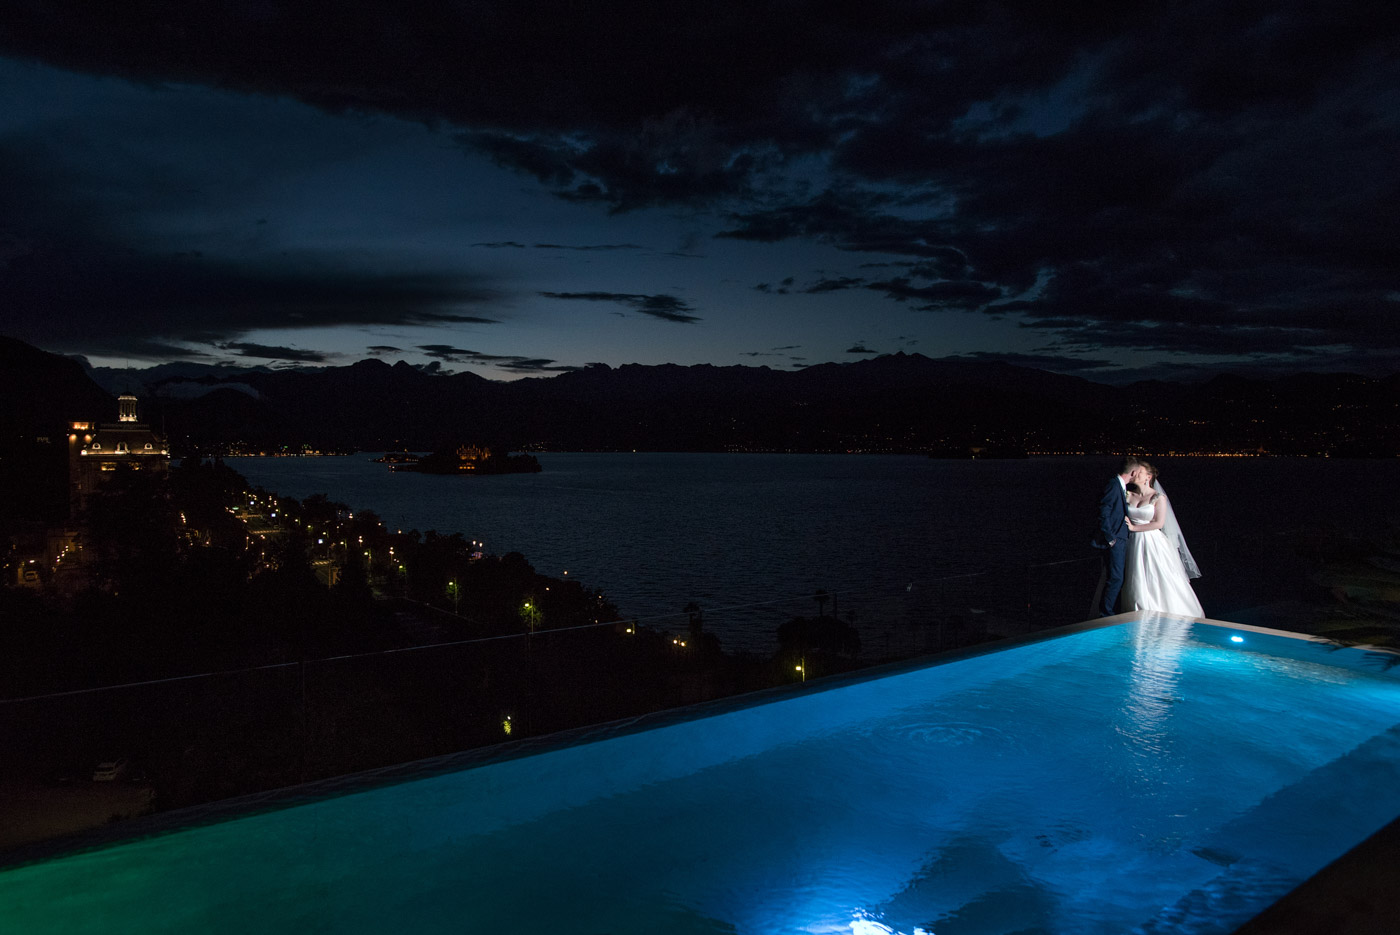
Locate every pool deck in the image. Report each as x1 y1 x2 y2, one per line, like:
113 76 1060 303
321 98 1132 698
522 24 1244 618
1218 619 1400 935
1233 813 1400 935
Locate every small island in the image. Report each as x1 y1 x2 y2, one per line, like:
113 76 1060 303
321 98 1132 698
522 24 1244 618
387 444 542 475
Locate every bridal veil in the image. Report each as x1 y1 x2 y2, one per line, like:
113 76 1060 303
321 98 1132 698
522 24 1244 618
1154 481 1201 579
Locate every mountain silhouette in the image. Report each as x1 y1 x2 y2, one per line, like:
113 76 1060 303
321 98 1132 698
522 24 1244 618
0 338 1390 456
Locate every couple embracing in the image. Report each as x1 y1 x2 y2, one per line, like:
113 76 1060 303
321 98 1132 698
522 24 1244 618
1093 456 1203 618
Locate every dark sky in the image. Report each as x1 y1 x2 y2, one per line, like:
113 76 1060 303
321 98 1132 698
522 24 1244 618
2 1 1397 382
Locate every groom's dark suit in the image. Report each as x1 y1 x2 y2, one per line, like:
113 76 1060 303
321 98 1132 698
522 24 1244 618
1091 475 1130 617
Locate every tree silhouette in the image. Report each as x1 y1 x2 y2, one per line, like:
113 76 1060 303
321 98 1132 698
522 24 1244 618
683 601 704 643
81 464 179 594
776 614 861 658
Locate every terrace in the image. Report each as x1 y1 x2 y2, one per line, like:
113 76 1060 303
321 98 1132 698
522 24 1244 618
3 613 1400 934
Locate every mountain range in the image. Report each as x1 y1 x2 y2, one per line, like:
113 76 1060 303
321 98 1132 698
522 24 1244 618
3 336 1397 457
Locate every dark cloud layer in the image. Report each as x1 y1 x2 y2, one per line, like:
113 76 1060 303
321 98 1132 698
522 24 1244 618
3 2 1399 369
0 236 502 359
417 344 578 373
0 127 504 360
539 291 701 323
742 343 805 362
221 342 329 363
474 241 642 251
866 277 1003 310
533 243 642 252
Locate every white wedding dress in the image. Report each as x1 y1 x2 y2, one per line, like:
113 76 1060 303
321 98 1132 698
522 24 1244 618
1121 498 1203 617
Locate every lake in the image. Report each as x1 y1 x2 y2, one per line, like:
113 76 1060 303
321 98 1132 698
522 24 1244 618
230 453 1384 653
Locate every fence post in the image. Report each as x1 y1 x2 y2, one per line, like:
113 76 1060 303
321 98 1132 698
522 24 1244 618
1026 563 1033 630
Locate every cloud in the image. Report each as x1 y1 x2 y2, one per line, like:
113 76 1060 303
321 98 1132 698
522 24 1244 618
0 128 505 360
1021 317 1327 357
866 277 1004 311
0 240 504 359
415 344 578 373
418 344 502 362
742 344 802 358
804 277 866 294
221 342 330 363
539 291 701 323
4 3 1400 367
367 345 403 354
753 277 794 295
845 344 878 355
465 114 762 211
532 243 642 251
860 253 973 280
498 359 581 374
719 191 955 258
0 2 1131 211
473 241 641 251
411 313 502 325
937 351 1114 373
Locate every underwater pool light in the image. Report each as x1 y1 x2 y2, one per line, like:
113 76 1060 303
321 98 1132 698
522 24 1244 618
1230 635 1244 643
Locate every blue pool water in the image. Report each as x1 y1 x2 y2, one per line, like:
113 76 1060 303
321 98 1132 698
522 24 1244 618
5 616 1400 934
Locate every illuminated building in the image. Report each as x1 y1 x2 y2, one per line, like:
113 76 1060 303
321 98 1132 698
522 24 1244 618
452 444 492 470
67 394 170 517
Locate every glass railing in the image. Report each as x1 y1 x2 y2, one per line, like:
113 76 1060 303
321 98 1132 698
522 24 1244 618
0 555 1108 856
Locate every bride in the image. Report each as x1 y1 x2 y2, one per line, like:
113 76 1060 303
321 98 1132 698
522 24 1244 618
1121 462 1204 617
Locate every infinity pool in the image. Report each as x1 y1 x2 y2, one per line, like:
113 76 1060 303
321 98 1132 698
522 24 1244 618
5 616 1400 934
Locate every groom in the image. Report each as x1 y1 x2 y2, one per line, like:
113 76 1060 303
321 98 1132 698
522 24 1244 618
1092 456 1144 617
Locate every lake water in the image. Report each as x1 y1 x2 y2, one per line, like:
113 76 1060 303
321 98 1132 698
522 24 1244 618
231 454 1385 652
